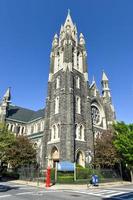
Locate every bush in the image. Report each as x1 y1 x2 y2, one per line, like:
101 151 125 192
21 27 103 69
76 167 92 179
2 171 19 180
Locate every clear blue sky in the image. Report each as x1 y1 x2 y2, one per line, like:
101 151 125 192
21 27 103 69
0 0 133 123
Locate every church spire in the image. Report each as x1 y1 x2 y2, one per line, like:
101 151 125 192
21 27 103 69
3 87 11 102
101 71 111 99
64 9 74 29
49 10 88 82
0 87 11 122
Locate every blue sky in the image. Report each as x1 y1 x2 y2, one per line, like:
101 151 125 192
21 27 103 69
0 0 133 123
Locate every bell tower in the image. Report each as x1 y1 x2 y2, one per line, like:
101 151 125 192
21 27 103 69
43 11 93 168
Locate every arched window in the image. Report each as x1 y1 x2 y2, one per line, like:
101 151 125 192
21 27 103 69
40 121 44 131
31 125 34 133
55 96 59 114
16 126 20 134
7 124 10 130
53 125 56 139
76 76 80 89
80 125 84 140
37 123 41 132
76 96 81 114
76 124 84 141
57 124 60 138
10 124 14 132
51 124 59 141
21 127 25 134
56 76 60 89
91 106 101 125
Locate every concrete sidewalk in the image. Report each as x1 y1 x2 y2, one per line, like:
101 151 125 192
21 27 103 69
9 180 132 190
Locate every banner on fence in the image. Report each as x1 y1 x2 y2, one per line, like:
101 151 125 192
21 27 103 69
57 161 75 172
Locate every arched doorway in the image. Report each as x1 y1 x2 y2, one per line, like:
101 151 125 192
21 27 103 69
50 146 59 168
76 150 85 167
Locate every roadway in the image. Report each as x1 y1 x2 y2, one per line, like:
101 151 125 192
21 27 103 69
0 181 133 200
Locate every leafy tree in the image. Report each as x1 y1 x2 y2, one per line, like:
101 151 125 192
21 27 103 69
0 123 37 170
6 135 37 169
94 130 120 168
0 123 15 165
113 122 133 182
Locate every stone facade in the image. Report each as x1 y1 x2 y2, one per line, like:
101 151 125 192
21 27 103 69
0 12 115 168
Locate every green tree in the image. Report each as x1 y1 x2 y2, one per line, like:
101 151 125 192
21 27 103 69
113 122 133 182
6 135 37 169
0 123 15 165
94 130 120 168
0 123 37 170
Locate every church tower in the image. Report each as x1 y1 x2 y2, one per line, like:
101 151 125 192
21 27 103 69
0 88 11 122
43 11 93 168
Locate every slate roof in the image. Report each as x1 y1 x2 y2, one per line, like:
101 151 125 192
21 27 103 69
7 105 45 122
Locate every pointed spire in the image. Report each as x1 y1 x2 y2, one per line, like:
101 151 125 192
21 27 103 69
90 76 97 88
54 33 58 39
92 76 95 85
3 87 11 102
79 33 85 45
102 70 108 81
60 25 64 34
64 9 74 28
52 33 58 47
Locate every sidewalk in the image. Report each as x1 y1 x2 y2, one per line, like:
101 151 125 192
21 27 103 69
10 180 132 190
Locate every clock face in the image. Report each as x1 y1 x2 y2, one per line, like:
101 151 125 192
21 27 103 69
91 106 101 125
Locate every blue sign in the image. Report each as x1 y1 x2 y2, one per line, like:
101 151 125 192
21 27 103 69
57 161 75 171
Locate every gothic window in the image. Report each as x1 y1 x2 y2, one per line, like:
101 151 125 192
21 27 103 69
56 76 60 89
76 76 80 89
79 125 84 140
91 106 101 125
37 123 41 132
10 124 14 132
7 124 10 130
57 124 60 138
41 121 44 131
76 96 81 114
75 124 79 139
21 127 25 134
75 124 85 141
51 124 59 141
17 126 20 134
53 125 56 139
55 96 59 114
31 125 34 133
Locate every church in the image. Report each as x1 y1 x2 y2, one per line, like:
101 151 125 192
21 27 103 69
0 12 115 168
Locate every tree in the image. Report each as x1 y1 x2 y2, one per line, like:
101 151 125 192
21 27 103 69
94 130 120 168
6 135 37 169
113 122 133 182
0 123 15 166
0 123 37 170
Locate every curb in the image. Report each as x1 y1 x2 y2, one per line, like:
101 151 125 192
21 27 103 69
9 180 132 190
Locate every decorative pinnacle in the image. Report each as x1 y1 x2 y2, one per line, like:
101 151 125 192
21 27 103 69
102 70 108 81
68 8 70 15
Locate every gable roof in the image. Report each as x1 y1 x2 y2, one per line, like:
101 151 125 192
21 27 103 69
7 105 45 123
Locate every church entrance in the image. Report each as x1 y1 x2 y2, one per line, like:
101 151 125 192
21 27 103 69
76 151 85 167
50 146 59 168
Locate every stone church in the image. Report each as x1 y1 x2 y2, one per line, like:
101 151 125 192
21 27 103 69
0 12 115 168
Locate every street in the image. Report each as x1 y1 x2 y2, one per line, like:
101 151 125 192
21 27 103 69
0 182 133 200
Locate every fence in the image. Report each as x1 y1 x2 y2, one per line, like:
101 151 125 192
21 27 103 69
18 166 45 183
17 166 123 184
